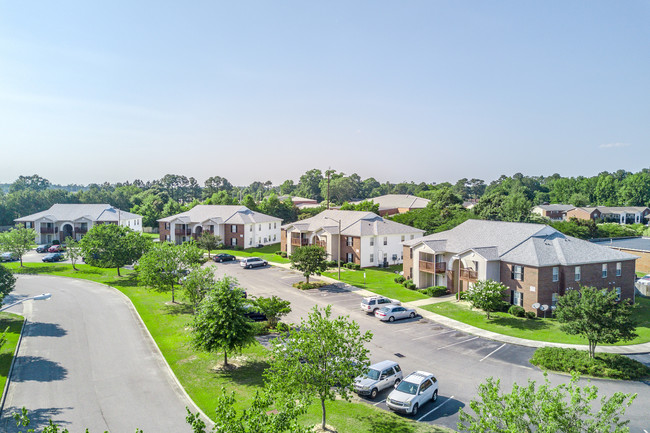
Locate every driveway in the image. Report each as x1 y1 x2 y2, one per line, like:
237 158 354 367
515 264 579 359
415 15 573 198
211 262 650 432
0 275 205 433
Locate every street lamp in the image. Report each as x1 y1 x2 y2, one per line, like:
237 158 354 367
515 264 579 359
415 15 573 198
323 216 341 281
0 293 52 312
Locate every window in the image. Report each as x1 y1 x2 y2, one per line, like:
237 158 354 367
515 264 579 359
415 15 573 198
513 290 523 306
346 253 353 263
274 222 277 229
511 265 524 281
231 225 237 233
165 223 170 230
249 239 252 245
250 225 252 232
259 225 261 231
383 253 388 262
273 234 276 241
370 254 374 263
602 264 607 278
346 237 353 247
231 238 237 246
615 287 621 301
410 235 414 239
401 235 405 242
420 380 432 393
269 223 271 229
616 262 622 277
383 237 387 246
574 266 581 281
551 293 558 308
552 267 559 282
410 249 413 259
401 251 403 259
473 260 479 273
370 237 374 246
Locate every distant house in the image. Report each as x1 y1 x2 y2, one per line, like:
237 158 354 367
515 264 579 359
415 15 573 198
402 220 637 315
591 237 650 274
353 194 430 216
462 200 478 210
158 205 281 248
15 204 143 244
531 204 575 221
566 206 650 225
278 195 318 206
281 209 424 268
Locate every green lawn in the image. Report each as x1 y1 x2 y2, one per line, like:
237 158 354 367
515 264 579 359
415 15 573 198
216 243 291 264
0 312 25 393
324 265 429 302
422 297 650 345
6 262 450 433
142 232 160 241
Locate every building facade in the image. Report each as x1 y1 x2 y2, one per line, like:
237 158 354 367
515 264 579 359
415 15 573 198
566 206 650 225
531 204 575 221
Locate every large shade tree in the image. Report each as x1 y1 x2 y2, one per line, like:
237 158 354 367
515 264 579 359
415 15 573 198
79 224 150 276
0 225 37 267
289 245 327 284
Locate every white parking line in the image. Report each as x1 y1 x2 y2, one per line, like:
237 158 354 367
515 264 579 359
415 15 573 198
479 343 506 362
417 395 454 422
436 336 478 350
373 399 386 406
411 329 456 340
394 326 416 333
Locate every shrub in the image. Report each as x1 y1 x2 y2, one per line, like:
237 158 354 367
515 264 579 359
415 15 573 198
275 250 283 255
458 291 468 300
508 305 526 318
326 260 338 268
394 275 406 284
429 286 448 297
275 322 290 333
525 311 537 319
343 263 360 270
252 321 270 335
497 301 511 312
404 280 416 290
280 252 287 258
530 347 650 380
293 281 329 290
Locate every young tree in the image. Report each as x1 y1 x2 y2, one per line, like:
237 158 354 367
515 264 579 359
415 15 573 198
138 242 193 303
267 305 372 430
0 224 36 267
79 224 150 276
191 276 256 367
0 264 16 304
556 286 637 358
251 295 291 328
466 279 507 319
458 373 636 433
64 236 82 271
196 232 222 258
181 266 216 312
289 245 327 284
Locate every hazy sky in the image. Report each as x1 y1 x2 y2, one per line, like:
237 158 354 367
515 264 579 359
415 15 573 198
1 1 649 186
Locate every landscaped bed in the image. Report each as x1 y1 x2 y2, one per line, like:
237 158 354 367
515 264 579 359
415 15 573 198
421 297 650 345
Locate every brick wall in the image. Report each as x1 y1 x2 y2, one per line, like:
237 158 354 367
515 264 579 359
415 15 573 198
224 224 244 247
610 248 650 274
159 222 170 242
281 229 287 253
340 236 361 264
403 245 413 279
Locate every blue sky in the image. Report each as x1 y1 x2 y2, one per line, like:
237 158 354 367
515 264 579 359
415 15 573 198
1 1 648 186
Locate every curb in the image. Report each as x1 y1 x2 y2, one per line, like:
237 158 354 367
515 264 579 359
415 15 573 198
0 314 27 417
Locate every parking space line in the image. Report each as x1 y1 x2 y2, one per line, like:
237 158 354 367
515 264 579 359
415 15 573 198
394 326 416 333
411 329 456 340
373 399 386 406
479 343 505 362
417 395 454 422
436 336 478 350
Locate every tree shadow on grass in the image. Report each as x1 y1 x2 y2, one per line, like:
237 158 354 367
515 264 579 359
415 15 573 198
490 316 553 331
354 415 417 433
74 267 102 275
106 273 140 288
13 266 68 275
214 359 270 387
162 302 194 316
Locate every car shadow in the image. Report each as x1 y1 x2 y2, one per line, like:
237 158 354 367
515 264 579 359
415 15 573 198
11 355 68 382
379 316 421 325
26 322 67 337
417 395 465 421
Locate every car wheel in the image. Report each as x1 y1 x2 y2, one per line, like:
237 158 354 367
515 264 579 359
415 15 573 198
432 390 438 403
388 316 395 322
372 308 378 314
409 312 415 318
370 388 378 399
394 378 401 386
411 403 419 416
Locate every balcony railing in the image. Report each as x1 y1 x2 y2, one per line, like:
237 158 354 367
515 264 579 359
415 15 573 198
175 228 192 235
291 238 310 247
459 268 478 281
74 227 88 234
316 240 327 248
39 227 55 234
419 260 446 274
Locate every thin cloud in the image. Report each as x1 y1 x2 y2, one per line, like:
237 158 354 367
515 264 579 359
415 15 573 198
599 142 630 149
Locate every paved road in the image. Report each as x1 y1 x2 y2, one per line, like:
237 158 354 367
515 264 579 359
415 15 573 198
0 275 202 433
212 261 650 432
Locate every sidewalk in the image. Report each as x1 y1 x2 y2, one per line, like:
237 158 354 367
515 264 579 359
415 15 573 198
264 259 650 354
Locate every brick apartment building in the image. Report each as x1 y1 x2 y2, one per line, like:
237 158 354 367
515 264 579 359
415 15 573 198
566 206 650 225
402 220 637 315
531 204 575 221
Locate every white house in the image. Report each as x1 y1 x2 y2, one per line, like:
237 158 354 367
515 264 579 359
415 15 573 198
281 209 424 268
15 203 143 244
158 205 282 248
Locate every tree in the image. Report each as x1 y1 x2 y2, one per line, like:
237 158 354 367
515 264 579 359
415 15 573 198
267 305 372 430
251 295 291 328
181 266 216 312
0 224 37 267
0 264 16 304
191 276 256 367
458 373 637 433
555 286 637 358
9 174 51 193
466 279 507 319
196 232 222 258
289 245 327 284
64 236 82 271
79 224 149 276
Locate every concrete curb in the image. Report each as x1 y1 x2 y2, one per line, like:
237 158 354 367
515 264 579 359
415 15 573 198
0 314 27 418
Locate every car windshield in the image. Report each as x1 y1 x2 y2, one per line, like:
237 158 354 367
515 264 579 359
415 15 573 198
364 369 380 380
378 307 390 313
395 380 418 395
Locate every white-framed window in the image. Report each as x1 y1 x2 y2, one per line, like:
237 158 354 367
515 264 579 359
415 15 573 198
410 235 414 239
512 265 524 281
273 234 276 241
551 293 558 308
250 225 252 231
383 253 388 262
274 222 277 229
615 287 621 301
370 238 374 246
383 237 388 246
259 225 261 230
249 239 252 245
346 252 353 263
346 237 353 247
401 251 403 259
231 225 237 233
269 223 271 229
552 267 559 282
231 238 237 246
513 290 523 306
401 235 405 242
602 263 607 278
616 262 622 276
370 254 374 263
574 266 581 281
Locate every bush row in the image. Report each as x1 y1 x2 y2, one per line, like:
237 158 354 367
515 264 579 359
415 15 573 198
418 286 449 297
274 250 288 258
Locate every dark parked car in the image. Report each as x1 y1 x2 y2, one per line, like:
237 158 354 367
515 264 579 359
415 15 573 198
213 253 236 263
243 304 267 322
42 253 65 262
36 244 52 253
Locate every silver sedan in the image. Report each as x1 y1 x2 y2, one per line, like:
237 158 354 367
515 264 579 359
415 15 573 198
375 305 417 322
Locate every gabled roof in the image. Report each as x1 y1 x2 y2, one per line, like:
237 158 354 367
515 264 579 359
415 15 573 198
15 204 141 223
282 209 423 237
157 205 281 224
534 204 575 212
354 194 430 211
574 206 649 214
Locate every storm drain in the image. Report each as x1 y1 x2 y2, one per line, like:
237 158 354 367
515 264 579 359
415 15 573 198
394 353 405 358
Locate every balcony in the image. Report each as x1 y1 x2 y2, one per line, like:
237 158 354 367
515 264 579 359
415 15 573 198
175 228 192 236
419 260 446 274
291 238 310 247
459 268 478 281
315 240 327 249
74 227 88 234
39 227 55 234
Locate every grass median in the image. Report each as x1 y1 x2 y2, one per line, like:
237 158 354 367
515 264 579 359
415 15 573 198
0 312 25 394
421 297 650 345
7 262 450 433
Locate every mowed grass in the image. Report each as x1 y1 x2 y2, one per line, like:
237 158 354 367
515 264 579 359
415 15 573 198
324 265 429 302
0 312 25 393
7 262 451 433
217 243 290 264
422 297 650 345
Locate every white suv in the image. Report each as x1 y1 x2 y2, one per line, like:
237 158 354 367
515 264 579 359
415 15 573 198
354 360 403 399
386 371 438 416
360 296 401 314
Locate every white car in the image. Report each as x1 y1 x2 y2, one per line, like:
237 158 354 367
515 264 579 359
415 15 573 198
375 305 417 322
240 257 268 269
354 360 403 399
386 371 438 416
360 296 401 314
